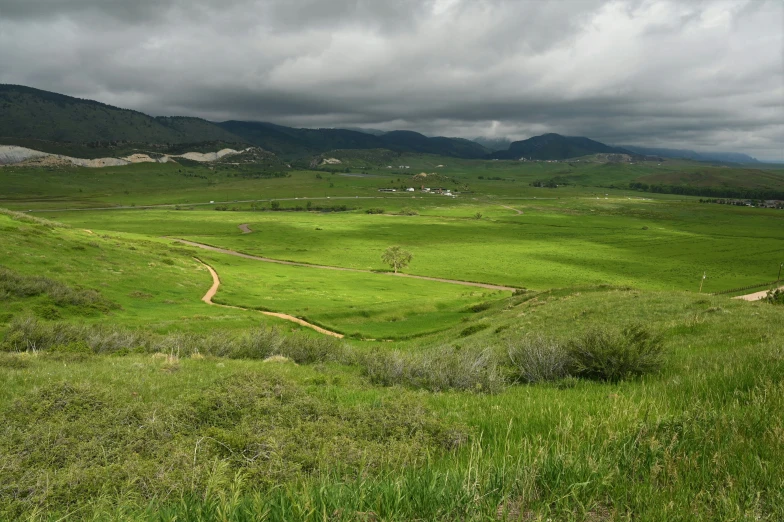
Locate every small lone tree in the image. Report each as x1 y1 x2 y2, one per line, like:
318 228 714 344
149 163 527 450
382 246 412 274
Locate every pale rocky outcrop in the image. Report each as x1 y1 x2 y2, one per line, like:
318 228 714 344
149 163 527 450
0 145 259 168
0 146 49 165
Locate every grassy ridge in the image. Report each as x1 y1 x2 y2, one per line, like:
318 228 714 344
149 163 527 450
0 212 276 333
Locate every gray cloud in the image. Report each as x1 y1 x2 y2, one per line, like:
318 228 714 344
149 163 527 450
0 0 782 160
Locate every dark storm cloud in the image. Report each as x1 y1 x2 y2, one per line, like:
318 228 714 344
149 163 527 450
0 0 782 160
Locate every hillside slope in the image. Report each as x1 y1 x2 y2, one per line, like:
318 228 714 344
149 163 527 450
0 85 241 145
220 122 490 159
491 133 631 160
621 145 759 164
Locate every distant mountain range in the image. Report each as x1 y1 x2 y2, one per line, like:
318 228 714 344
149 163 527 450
617 145 759 164
0 84 761 164
0 85 488 159
474 135 759 163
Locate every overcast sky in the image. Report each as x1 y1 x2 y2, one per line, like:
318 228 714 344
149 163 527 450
0 0 782 160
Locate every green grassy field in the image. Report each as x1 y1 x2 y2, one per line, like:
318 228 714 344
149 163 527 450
1 156 783 520
49 196 784 294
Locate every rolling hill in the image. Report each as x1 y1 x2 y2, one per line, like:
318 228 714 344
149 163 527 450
490 133 631 160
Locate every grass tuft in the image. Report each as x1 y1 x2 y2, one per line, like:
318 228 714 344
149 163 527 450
507 335 571 383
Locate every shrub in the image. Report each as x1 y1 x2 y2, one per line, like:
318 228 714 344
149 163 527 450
566 325 666 382
397 207 419 216
460 323 490 337
362 345 504 393
466 302 492 313
507 335 571 383
765 288 784 305
365 208 385 214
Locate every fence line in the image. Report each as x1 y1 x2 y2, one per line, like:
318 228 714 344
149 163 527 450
712 281 779 296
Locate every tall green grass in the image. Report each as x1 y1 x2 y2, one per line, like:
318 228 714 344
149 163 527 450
3 339 780 520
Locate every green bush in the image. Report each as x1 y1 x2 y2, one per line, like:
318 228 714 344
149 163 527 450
765 288 784 305
466 302 492 313
566 325 666 382
507 335 571 383
459 323 490 337
365 208 385 214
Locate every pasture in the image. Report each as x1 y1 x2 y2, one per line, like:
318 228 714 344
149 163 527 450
51 195 784 293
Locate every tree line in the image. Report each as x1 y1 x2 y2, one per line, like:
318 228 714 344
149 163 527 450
627 182 784 200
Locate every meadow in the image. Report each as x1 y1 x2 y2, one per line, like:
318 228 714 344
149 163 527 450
50 197 784 294
1 155 783 520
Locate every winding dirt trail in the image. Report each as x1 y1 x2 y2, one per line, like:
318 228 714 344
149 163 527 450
238 224 253 234
173 238 517 292
501 205 523 215
733 286 783 302
195 258 344 338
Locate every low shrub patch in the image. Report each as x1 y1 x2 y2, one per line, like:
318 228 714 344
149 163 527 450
0 265 119 313
0 317 349 364
765 288 784 305
566 324 666 382
466 302 492 313
507 335 571 383
460 323 490 337
362 345 504 393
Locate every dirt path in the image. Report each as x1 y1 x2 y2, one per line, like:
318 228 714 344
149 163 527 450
501 205 523 215
195 258 344 338
238 223 253 234
733 286 783 302
173 238 517 292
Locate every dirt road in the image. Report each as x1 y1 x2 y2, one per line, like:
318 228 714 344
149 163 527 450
173 238 518 292
195 258 344 338
733 286 783 302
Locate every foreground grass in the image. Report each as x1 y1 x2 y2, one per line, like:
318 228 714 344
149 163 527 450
2 285 783 520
